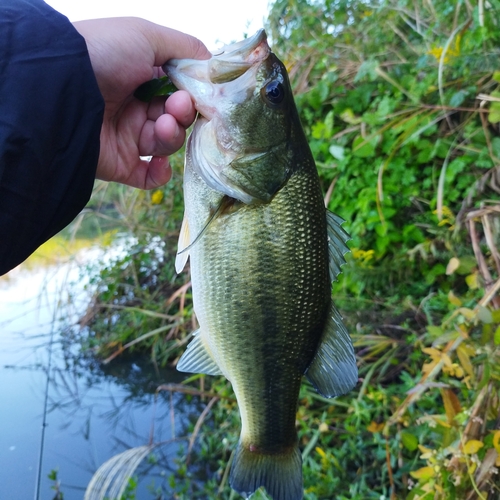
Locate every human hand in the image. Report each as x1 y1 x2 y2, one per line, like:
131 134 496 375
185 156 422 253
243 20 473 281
73 18 211 189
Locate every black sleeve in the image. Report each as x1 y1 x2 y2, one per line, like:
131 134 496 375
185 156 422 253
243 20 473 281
0 0 105 275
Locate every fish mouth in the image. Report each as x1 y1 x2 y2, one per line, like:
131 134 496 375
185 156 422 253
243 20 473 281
164 30 275 204
208 29 269 83
164 29 270 87
164 29 271 128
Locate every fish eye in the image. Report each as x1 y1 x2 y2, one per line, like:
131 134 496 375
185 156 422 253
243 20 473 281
263 80 285 105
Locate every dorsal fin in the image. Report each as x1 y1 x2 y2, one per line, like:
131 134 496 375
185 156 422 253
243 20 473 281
326 211 350 282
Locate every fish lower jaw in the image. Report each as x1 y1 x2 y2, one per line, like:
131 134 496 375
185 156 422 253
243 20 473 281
195 105 217 121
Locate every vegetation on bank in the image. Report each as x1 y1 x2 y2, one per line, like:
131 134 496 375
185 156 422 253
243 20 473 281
75 0 500 498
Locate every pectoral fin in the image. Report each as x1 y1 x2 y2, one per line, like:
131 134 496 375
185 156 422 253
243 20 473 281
175 215 190 274
326 211 350 282
176 199 228 275
305 303 357 398
176 329 223 376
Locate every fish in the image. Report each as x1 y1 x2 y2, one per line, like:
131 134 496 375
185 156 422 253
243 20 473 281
164 30 358 500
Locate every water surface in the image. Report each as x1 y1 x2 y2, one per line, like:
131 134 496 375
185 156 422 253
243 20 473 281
0 243 200 499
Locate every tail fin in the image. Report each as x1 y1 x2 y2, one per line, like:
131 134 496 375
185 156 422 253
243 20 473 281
229 440 303 500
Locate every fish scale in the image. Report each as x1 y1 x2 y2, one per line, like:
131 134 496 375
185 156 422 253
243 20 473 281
187 166 331 487
165 29 358 500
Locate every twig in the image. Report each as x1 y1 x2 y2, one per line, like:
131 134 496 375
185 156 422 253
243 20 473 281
468 219 494 289
478 0 484 27
186 396 218 464
375 66 418 102
218 450 235 494
102 323 182 364
156 383 234 401
482 214 500 276
385 435 397 499
420 103 490 113
477 93 500 103
438 22 470 125
93 303 177 320
387 21 420 55
323 177 337 208
166 280 191 306
479 101 499 164
436 135 459 220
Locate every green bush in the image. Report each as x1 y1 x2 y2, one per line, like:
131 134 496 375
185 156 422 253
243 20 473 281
79 1 500 498
269 0 500 302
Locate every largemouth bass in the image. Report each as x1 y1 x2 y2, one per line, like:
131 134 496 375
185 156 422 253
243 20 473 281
165 30 357 500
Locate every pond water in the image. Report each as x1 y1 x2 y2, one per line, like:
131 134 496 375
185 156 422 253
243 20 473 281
0 243 202 499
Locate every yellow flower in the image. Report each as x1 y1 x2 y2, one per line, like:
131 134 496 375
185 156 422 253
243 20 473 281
433 205 455 227
427 35 461 63
442 362 464 378
418 444 434 460
367 421 385 433
151 189 164 205
463 439 484 455
351 248 375 266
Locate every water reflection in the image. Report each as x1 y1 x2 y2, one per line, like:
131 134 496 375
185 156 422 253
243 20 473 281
0 241 203 500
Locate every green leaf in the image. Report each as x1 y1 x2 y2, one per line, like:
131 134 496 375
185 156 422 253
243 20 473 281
425 264 446 285
448 290 462 306
427 325 443 338
417 147 434 164
340 108 362 124
477 362 491 390
491 137 500 158
494 326 500 345
134 76 178 102
401 431 419 451
354 60 379 82
352 134 378 157
477 305 493 324
324 110 334 136
449 90 466 107
329 144 346 160
488 92 500 124
466 273 479 290
456 256 477 275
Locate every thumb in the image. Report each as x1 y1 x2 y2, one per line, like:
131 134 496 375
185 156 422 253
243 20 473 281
144 23 212 66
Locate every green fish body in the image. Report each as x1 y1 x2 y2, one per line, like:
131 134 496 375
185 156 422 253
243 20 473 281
165 30 357 500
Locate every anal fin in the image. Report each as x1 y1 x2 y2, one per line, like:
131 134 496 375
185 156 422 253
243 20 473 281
305 303 358 398
176 329 222 376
